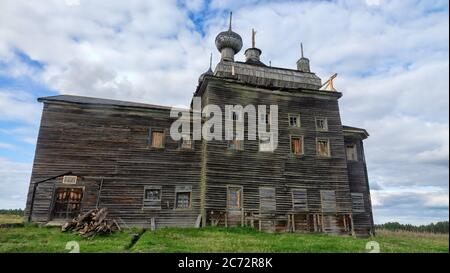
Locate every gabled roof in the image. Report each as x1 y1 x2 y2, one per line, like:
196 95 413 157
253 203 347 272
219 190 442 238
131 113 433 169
342 125 369 139
38 95 173 111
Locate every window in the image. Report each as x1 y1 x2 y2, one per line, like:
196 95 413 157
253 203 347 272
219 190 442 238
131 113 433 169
346 144 357 161
288 114 300 127
316 139 330 157
260 187 276 212
232 111 239 121
150 130 165 148
351 193 365 213
291 136 304 155
228 131 243 150
321 190 336 213
175 186 192 209
228 139 243 150
259 113 270 126
292 189 307 210
176 192 191 209
227 186 242 209
62 175 77 184
143 186 162 209
315 118 328 131
259 133 274 152
144 188 161 201
180 134 193 149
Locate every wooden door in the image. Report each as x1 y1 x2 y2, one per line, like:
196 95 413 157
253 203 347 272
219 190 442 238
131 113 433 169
52 187 84 219
226 186 243 227
259 187 276 232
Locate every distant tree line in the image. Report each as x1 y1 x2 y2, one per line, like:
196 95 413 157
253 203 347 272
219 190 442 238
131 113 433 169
376 221 449 234
0 209 24 216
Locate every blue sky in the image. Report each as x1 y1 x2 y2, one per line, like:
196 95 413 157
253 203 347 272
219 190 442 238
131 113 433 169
0 0 448 225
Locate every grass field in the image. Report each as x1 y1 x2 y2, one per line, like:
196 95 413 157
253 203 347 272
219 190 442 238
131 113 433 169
0 222 448 253
0 214 23 224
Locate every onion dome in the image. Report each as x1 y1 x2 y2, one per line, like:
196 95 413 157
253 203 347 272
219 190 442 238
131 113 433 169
215 12 242 61
199 53 214 83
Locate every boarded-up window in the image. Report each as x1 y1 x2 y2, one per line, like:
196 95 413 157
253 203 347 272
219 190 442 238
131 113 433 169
227 187 242 209
260 187 276 212
291 136 304 155
346 145 357 161
315 118 328 131
175 186 192 209
321 190 336 213
351 193 365 213
151 130 165 148
316 139 330 157
292 189 307 210
143 186 162 209
288 114 300 127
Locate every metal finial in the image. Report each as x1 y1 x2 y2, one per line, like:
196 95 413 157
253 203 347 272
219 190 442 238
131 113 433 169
252 28 256 48
209 53 212 69
269 60 272 67
229 12 233 30
301 42 304 58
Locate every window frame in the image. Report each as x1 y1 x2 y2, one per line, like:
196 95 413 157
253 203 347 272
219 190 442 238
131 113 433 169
346 144 358 161
290 135 304 156
315 117 328 131
179 134 194 150
258 112 271 126
228 138 244 150
316 138 331 157
143 186 162 210
149 128 166 149
259 132 275 152
174 186 192 210
288 114 301 128
291 188 308 210
227 185 243 210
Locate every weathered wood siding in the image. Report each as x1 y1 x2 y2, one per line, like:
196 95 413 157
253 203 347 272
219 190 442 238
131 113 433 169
24 76 373 236
25 101 202 228
345 136 374 236
201 78 354 235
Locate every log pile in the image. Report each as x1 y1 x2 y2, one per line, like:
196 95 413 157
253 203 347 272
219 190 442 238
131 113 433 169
62 208 120 237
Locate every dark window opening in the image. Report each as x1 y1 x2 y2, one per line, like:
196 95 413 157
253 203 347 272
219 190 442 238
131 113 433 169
52 187 83 219
176 192 191 209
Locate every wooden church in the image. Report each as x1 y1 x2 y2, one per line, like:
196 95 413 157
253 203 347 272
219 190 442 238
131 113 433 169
24 15 374 236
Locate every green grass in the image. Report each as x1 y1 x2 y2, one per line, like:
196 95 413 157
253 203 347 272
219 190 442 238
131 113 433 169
132 227 449 253
0 224 141 253
0 214 23 224
0 224 448 253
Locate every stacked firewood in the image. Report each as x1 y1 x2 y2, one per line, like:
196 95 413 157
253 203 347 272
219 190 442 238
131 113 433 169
62 208 120 237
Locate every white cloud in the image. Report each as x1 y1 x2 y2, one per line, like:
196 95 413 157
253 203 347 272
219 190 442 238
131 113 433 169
0 90 42 125
365 0 381 6
0 142 15 150
0 157 31 209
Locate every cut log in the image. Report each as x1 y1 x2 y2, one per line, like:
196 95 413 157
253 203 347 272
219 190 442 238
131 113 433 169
61 208 118 237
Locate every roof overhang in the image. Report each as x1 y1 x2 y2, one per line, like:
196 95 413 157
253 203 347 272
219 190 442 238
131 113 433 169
343 125 369 140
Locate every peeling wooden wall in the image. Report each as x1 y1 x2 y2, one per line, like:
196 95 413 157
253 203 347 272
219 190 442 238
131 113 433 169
25 102 202 228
